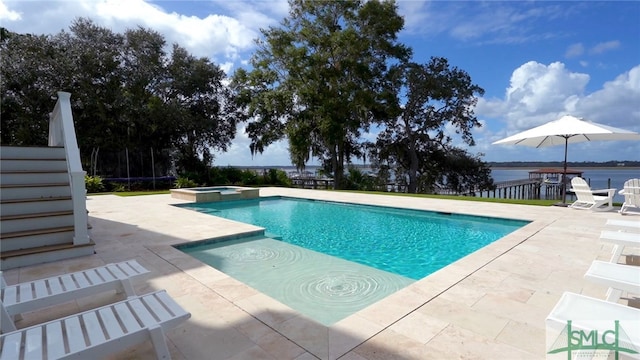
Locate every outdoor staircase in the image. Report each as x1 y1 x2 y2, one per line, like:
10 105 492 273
0 146 94 270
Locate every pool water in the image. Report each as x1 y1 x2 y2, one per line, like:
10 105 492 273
179 235 414 325
192 186 237 194
179 197 528 280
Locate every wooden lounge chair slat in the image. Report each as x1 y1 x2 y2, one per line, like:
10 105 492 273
0 332 23 360
3 287 17 306
144 293 171 322
71 272 90 289
128 297 157 327
114 302 142 333
156 290 187 318
48 277 64 296
33 280 48 299
82 311 107 346
606 219 640 229
18 283 33 303
84 269 103 286
95 267 117 282
124 260 147 276
24 327 43 360
106 264 127 280
64 316 85 353
45 321 65 359
98 306 125 339
60 274 77 291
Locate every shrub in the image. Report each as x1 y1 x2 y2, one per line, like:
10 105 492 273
110 182 126 192
265 169 291 186
175 176 197 188
85 175 105 193
220 167 243 184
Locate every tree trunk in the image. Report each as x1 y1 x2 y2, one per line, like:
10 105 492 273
406 128 419 193
331 142 346 190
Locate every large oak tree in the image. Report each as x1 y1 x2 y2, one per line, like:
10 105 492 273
370 58 492 193
233 0 410 188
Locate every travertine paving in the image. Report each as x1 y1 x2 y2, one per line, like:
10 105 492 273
4 188 638 359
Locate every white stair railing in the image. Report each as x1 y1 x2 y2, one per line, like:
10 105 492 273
48 92 90 245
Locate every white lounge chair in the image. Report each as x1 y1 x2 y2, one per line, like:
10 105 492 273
600 230 640 263
546 292 640 359
607 219 640 230
0 290 190 360
584 260 640 302
569 177 616 212
620 178 640 215
0 260 149 330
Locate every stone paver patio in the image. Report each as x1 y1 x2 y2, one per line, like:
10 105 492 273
3 187 638 359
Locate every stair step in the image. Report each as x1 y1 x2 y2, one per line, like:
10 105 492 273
0 197 73 217
0 146 65 160
0 227 74 251
0 224 93 239
1 195 72 204
0 146 95 270
1 212 74 234
1 171 70 185
1 210 73 221
0 182 70 188
1 241 93 258
0 240 96 270
0 159 67 172
0 183 71 201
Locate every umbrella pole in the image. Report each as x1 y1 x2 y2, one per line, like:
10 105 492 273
561 137 568 204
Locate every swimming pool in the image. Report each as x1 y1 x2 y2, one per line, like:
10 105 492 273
176 196 528 325
178 197 528 279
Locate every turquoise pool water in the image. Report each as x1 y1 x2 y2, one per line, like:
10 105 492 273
178 197 528 280
192 186 238 194
179 235 414 325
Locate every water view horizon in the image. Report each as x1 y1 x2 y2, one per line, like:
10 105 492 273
247 165 639 202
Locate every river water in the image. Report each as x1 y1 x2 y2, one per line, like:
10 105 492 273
491 168 640 202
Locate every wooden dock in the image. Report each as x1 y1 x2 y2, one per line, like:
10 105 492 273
479 179 542 200
290 177 334 189
477 178 570 200
289 176 567 200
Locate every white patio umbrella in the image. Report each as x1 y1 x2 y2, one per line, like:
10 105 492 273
492 115 640 204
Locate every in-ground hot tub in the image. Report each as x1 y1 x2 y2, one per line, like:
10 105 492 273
170 186 259 202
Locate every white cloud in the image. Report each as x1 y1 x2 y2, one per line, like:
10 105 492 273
572 65 640 129
565 43 584 58
590 40 620 55
475 62 640 161
502 61 590 121
399 1 566 45
0 0 20 21
1 0 272 70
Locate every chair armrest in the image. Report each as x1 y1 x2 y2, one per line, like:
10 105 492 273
592 188 616 197
619 189 625 195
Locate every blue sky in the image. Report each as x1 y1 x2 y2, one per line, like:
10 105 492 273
2 0 639 166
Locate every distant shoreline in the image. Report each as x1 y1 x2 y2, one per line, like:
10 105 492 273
491 166 640 170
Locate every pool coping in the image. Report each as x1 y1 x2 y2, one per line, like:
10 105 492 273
150 191 549 359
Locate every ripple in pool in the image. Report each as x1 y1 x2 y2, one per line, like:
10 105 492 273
220 243 303 268
283 267 403 312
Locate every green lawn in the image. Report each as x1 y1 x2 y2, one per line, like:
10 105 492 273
88 188 567 206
